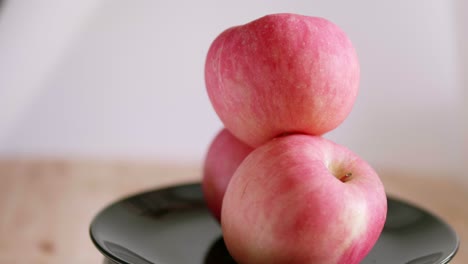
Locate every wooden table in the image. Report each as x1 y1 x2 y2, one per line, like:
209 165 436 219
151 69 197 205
0 160 466 263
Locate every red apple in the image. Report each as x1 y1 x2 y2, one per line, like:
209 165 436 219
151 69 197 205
221 135 386 264
205 13 360 147
202 128 253 222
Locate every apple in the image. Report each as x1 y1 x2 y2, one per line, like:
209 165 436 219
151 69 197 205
205 13 360 147
221 134 387 264
202 128 253 222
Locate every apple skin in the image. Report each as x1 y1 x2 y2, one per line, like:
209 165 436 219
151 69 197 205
202 128 253 222
221 134 386 264
205 13 360 147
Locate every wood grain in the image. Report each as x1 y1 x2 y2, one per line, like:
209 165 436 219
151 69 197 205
0 160 465 264
0 160 200 264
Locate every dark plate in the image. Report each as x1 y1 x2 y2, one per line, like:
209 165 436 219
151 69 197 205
90 183 459 264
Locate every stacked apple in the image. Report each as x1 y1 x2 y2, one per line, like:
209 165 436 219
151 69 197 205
202 13 387 264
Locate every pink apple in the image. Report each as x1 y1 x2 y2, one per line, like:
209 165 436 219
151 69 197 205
202 128 253 222
205 13 360 147
221 135 387 264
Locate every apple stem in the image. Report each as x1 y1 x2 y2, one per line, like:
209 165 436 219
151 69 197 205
340 172 352 182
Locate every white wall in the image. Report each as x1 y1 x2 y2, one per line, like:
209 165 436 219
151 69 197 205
0 0 104 147
0 1 465 176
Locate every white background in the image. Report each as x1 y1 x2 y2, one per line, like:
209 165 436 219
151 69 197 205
0 0 466 178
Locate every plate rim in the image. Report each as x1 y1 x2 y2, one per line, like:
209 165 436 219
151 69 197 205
89 182 201 264
89 182 460 264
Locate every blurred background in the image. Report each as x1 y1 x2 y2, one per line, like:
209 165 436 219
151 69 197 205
0 0 466 174
0 0 466 263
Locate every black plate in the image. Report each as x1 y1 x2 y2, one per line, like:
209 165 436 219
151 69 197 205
90 183 459 264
